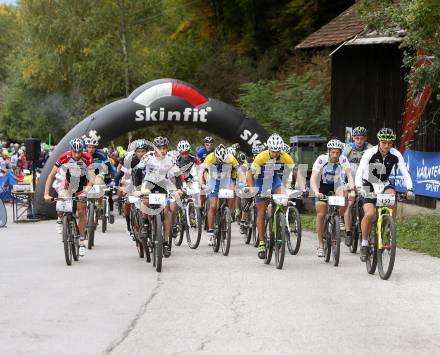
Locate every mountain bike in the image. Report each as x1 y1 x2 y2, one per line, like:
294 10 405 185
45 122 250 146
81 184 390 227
174 183 202 249
211 188 234 256
263 193 289 270
86 185 102 249
364 183 403 280
320 194 344 267
238 193 256 245
0 198 7 228
349 195 363 253
55 197 81 266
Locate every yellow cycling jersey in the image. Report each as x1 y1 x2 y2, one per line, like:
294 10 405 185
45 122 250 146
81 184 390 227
202 152 239 179
251 150 295 177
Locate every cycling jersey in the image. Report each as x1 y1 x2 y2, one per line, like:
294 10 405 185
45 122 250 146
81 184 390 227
355 146 413 190
117 151 143 188
251 150 295 179
55 151 93 192
312 154 350 186
196 147 213 162
91 149 115 181
175 155 200 189
343 142 372 177
202 152 239 179
138 152 181 192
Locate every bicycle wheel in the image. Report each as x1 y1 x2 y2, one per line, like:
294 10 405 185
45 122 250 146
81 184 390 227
0 199 7 227
274 210 287 269
220 206 232 256
244 209 253 245
252 206 258 247
153 214 163 272
286 205 302 255
378 215 397 280
87 203 95 249
350 202 361 253
101 199 107 234
186 202 202 249
62 215 73 266
264 216 274 264
173 208 184 246
324 218 331 263
71 218 79 262
331 215 341 267
366 222 378 274
203 199 210 231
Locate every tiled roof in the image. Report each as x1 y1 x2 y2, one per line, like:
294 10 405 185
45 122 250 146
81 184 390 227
296 5 365 49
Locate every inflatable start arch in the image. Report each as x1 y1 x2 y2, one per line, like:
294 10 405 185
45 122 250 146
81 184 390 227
36 78 269 217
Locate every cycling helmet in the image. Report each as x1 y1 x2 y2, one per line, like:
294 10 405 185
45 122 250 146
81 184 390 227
69 138 84 152
153 136 169 147
282 143 291 154
352 126 368 137
231 143 240 150
133 139 148 151
377 128 396 141
82 129 100 146
327 139 344 150
204 136 214 144
177 140 191 152
214 144 229 162
267 133 284 152
227 146 237 157
252 145 262 156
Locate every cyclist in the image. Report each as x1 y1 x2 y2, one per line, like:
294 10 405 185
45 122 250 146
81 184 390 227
247 133 295 259
198 144 238 246
43 138 93 257
196 136 215 214
83 131 116 224
310 139 355 258
137 136 183 257
196 136 215 162
355 128 414 261
342 126 373 247
172 140 201 235
115 139 148 238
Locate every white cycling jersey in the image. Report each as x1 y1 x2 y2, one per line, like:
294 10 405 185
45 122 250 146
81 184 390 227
138 151 180 186
312 154 351 185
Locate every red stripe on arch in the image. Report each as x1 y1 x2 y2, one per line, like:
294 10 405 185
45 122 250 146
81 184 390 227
171 82 208 106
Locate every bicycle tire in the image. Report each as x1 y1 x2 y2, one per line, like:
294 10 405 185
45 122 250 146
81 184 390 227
286 205 302 255
63 215 73 266
220 206 232 256
324 217 331 263
350 202 361 253
213 206 221 253
153 214 163 272
0 199 7 227
173 208 184 246
264 216 274 264
274 210 286 270
366 222 378 274
252 206 258 247
87 203 95 249
332 215 341 267
186 203 202 249
244 209 253 245
101 199 107 234
72 218 79 262
378 215 397 280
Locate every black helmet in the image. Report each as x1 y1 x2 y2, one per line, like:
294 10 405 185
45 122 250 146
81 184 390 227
352 126 368 137
204 136 214 144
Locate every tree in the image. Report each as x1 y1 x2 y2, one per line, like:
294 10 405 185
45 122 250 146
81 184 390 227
358 0 440 94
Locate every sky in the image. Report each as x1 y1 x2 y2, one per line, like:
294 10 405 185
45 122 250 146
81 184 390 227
0 0 17 4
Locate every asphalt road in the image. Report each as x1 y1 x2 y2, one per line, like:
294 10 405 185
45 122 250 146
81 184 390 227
1 205 440 355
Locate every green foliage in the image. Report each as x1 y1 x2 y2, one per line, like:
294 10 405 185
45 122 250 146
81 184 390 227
237 55 331 140
358 0 440 94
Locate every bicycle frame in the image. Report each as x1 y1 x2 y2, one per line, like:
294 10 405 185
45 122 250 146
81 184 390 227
376 206 393 250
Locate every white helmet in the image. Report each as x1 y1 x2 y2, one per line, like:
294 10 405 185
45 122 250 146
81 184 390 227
215 144 229 162
281 143 291 153
227 146 237 157
327 139 344 150
82 130 100 146
177 140 191 152
267 133 284 152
